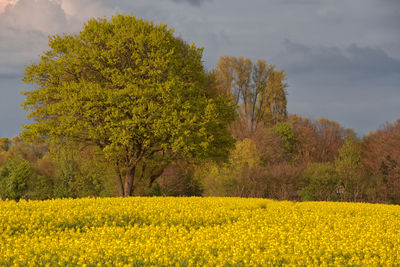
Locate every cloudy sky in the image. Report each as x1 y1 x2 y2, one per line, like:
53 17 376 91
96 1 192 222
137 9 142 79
0 0 399 138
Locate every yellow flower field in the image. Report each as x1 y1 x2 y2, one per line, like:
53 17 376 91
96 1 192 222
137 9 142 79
1 197 399 266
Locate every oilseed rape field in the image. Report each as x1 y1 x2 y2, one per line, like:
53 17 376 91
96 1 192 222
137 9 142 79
1 197 400 266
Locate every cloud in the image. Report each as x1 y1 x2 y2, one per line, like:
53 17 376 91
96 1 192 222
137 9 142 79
277 39 400 135
170 0 210 6
0 0 63 80
0 0 118 75
0 26 48 75
0 0 18 13
279 39 400 77
0 0 399 137
346 44 400 74
0 77 29 138
0 0 68 33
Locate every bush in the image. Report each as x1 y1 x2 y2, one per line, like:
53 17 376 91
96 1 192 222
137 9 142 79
0 159 32 200
158 163 203 196
300 162 342 201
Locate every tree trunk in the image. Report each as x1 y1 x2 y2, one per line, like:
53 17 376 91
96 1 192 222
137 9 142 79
148 167 167 188
115 172 124 197
123 166 136 196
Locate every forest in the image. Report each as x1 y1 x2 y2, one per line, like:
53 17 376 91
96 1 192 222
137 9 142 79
0 14 399 204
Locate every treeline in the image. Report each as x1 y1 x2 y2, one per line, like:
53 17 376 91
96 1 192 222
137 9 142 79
1 55 399 204
1 15 399 203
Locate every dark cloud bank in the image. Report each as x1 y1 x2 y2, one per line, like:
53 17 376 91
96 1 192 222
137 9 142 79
278 40 400 135
171 0 209 6
0 0 399 137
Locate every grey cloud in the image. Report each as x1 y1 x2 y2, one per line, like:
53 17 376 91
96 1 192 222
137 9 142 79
0 78 28 138
0 72 22 80
287 76 400 136
0 0 68 33
278 39 400 135
0 0 69 77
0 0 399 137
0 0 116 76
346 44 400 74
0 27 48 76
279 39 400 77
0 0 71 138
170 0 209 6
58 0 116 28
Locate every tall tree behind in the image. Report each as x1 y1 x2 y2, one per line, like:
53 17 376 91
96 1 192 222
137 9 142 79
313 118 348 162
264 66 288 125
335 138 362 201
213 56 288 135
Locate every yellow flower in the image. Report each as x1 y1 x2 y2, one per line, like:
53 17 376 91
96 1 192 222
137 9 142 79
0 197 399 265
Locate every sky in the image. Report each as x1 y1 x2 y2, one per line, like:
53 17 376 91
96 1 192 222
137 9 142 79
0 0 399 138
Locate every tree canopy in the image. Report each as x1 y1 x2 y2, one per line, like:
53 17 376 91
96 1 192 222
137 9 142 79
21 14 236 196
212 56 288 134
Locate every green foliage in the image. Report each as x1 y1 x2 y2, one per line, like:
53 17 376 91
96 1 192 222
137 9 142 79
335 138 362 201
149 182 163 196
336 138 361 168
0 138 11 152
300 162 341 201
26 174 53 200
0 137 54 200
52 150 77 198
22 14 236 196
274 122 296 155
0 136 116 200
201 138 260 197
0 159 32 200
229 138 261 169
51 145 115 198
73 163 115 198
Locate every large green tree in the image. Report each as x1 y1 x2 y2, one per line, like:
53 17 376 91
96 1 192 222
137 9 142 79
22 14 236 196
